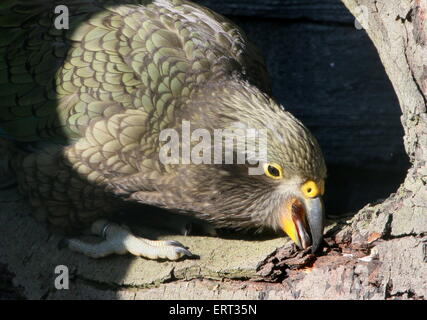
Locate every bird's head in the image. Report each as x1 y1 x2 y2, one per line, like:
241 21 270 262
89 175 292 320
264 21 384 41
163 79 327 252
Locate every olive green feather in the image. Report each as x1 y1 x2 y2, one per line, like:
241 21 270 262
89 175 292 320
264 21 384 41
0 0 325 234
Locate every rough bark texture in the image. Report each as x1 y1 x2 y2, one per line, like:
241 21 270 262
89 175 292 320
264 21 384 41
1 0 426 300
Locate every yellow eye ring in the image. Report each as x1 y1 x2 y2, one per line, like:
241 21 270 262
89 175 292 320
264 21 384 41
301 180 324 198
263 162 283 179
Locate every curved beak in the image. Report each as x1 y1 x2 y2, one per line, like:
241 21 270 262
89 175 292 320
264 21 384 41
304 197 324 253
280 196 325 253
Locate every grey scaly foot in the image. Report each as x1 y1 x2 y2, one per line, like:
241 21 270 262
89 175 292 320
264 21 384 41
64 219 194 260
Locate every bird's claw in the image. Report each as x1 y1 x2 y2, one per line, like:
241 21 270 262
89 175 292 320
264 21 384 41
63 220 195 261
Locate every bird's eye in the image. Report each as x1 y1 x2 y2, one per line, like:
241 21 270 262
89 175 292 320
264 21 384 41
263 162 283 179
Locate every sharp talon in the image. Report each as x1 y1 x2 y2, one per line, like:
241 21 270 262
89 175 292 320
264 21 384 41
185 252 200 260
169 247 194 260
184 250 194 258
165 240 186 248
178 247 193 256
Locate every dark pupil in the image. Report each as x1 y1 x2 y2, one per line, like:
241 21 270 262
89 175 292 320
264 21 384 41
268 165 280 177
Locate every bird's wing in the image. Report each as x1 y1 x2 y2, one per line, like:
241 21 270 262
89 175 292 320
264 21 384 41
0 0 271 145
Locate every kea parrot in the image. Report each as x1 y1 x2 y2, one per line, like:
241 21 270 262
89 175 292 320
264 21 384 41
0 0 327 260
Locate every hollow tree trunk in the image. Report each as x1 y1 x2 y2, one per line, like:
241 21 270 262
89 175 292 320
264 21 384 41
0 0 426 300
